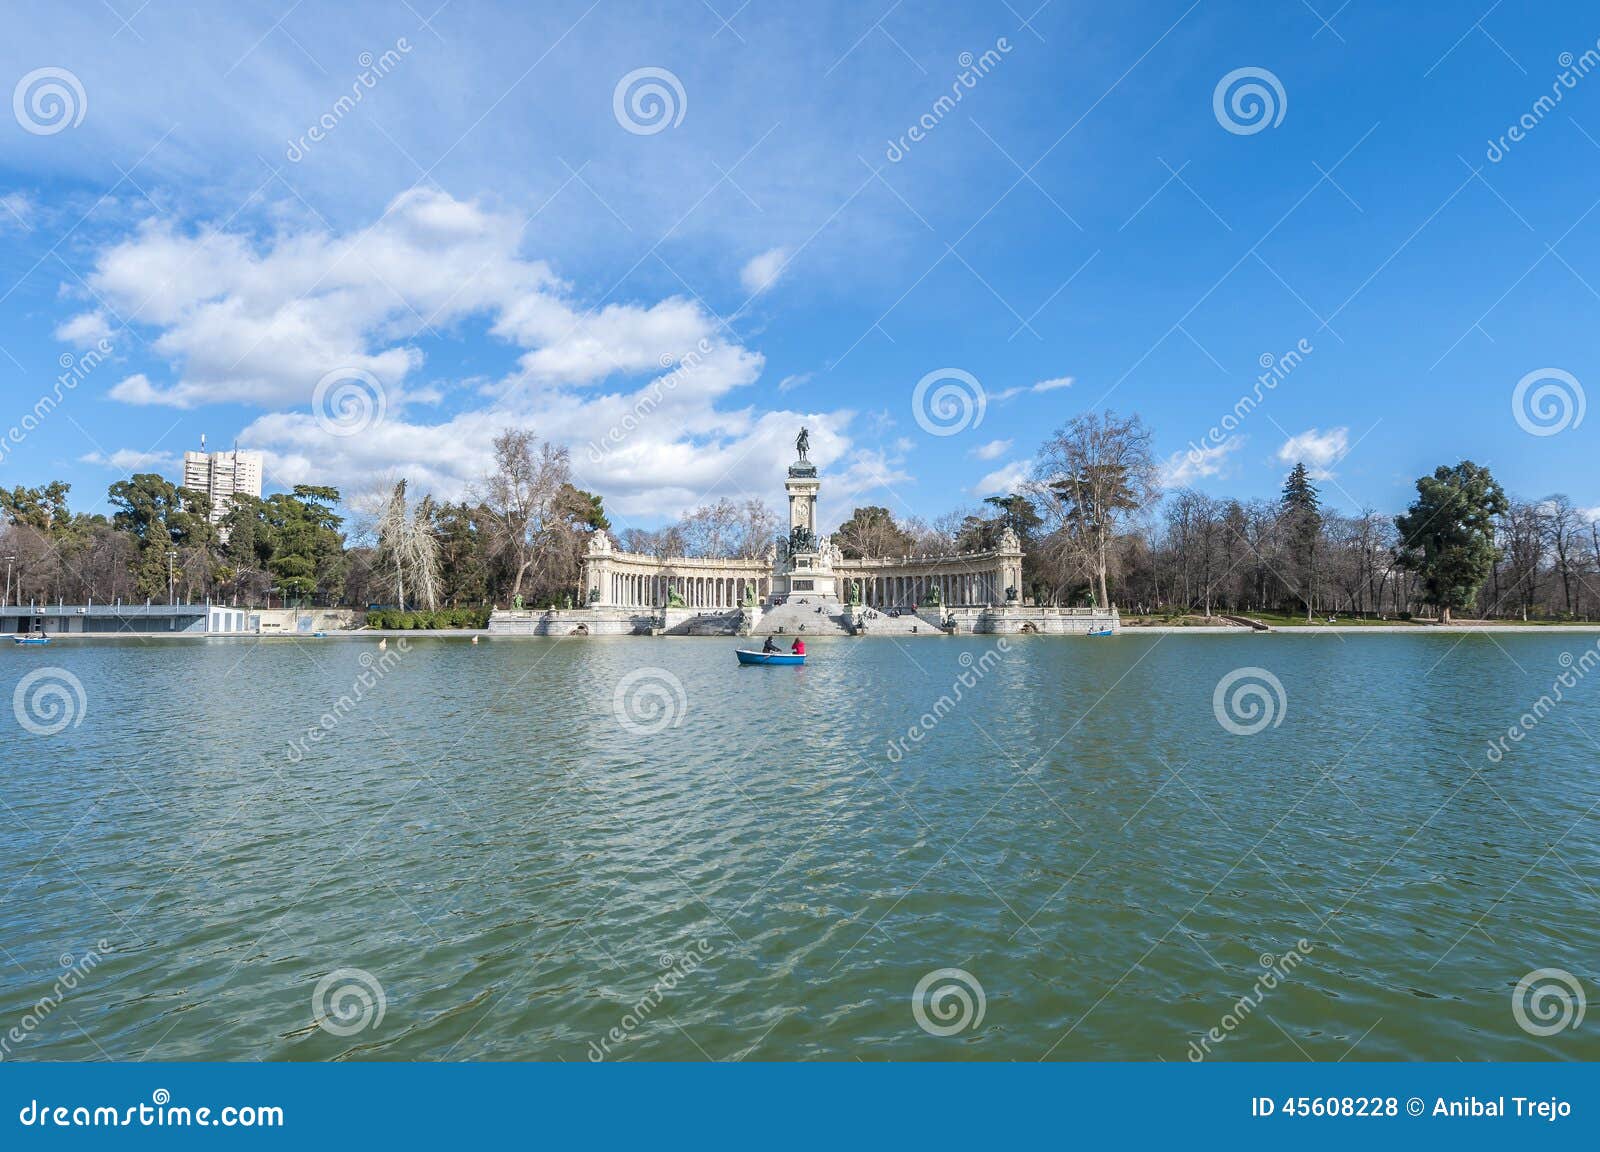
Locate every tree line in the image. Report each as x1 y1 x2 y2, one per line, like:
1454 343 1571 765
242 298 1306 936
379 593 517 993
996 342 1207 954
807 413 1594 623
2 414 1592 622
962 413 1588 622
0 429 609 611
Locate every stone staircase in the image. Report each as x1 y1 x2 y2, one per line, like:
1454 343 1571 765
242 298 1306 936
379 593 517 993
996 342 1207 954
849 609 945 636
754 600 952 637
755 599 854 636
662 610 744 636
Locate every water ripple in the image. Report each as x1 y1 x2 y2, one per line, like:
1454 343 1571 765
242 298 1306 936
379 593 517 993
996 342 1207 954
1 633 1597 1061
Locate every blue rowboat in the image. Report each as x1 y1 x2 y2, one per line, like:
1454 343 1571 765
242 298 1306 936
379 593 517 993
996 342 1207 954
1087 628 1114 638
736 649 805 665
13 635 51 645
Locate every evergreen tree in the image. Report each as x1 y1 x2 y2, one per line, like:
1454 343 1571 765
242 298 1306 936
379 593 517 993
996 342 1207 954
1280 462 1322 621
0 481 74 535
556 484 610 533
1393 461 1506 623
107 474 215 600
432 501 490 606
264 486 345 605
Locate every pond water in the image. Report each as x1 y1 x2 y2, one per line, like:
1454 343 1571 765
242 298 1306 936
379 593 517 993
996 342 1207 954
2 632 1596 1061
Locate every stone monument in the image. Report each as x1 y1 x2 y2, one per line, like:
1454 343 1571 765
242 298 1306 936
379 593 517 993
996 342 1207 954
777 427 837 602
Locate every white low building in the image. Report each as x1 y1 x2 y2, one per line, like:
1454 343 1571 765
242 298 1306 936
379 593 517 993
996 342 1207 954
2 602 255 635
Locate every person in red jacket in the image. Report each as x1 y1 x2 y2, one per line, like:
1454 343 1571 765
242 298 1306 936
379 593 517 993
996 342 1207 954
790 637 806 656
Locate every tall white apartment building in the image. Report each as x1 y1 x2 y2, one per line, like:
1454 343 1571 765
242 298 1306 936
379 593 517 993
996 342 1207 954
182 436 264 522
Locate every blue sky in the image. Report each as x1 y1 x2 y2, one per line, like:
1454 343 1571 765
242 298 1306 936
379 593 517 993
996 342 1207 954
1 0 1597 535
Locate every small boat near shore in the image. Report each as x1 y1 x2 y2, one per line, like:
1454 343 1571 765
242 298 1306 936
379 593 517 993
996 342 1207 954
13 635 51 645
735 648 806 665
1087 627 1114 638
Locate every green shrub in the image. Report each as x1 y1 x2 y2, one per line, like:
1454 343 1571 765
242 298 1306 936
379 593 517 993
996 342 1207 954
367 606 490 629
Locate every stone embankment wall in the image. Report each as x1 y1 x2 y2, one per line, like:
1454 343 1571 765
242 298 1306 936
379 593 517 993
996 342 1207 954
255 608 364 633
943 607 1121 635
488 608 647 636
488 606 1122 637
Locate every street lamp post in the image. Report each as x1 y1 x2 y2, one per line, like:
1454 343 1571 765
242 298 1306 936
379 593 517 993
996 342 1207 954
3 554 14 609
166 549 178 605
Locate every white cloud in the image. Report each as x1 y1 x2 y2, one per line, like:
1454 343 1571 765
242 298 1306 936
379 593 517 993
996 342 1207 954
1161 438 1244 487
1 192 33 230
994 375 1074 401
973 459 1031 497
823 443 916 517
739 247 789 295
80 448 180 473
776 372 811 393
76 189 773 410
74 188 567 410
863 409 897 437
54 310 114 347
63 190 891 524
971 438 1012 461
108 374 166 405
1275 426 1349 479
243 403 862 524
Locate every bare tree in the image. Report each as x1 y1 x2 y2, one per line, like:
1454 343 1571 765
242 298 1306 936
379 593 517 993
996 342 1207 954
1499 499 1549 620
477 429 573 600
374 480 441 611
1543 494 1584 616
733 498 780 557
1031 411 1158 608
897 511 968 556
410 494 443 611
620 525 684 558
